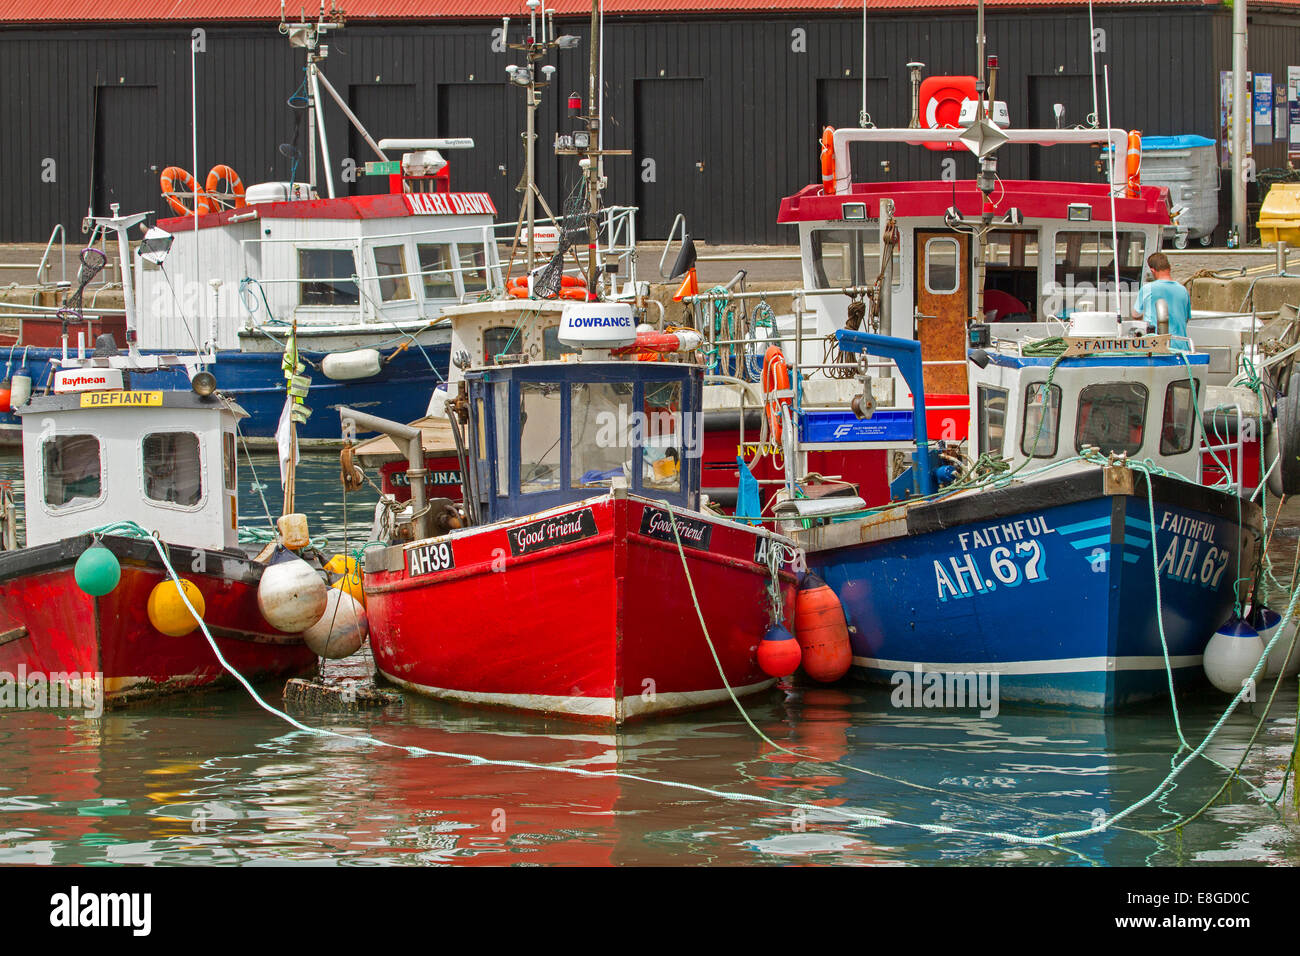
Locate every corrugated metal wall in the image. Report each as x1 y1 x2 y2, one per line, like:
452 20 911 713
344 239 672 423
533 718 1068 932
0 9 1251 243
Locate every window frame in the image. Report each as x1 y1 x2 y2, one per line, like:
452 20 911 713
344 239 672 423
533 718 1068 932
1160 379 1200 456
140 430 207 511
1074 381 1150 457
1020 382 1062 459
296 247 361 308
976 385 1009 457
41 433 105 514
924 236 961 295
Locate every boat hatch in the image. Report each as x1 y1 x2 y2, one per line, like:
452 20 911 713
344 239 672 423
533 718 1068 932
969 350 1209 476
18 391 245 552
466 362 703 524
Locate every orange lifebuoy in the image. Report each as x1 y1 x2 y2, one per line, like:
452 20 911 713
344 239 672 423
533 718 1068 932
160 166 207 217
761 345 793 443
204 164 246 211
506 275 589 300
1125 130 1142 199
820 126 836 195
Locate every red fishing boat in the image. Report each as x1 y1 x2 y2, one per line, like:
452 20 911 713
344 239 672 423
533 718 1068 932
345 303 799 724
0 212 319 708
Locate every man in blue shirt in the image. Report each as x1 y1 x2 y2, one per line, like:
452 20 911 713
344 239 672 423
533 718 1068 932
1131 252 1191 338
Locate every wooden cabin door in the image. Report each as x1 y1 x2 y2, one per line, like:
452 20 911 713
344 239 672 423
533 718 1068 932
914 231 971 395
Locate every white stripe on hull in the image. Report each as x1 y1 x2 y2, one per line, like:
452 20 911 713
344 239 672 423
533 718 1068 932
853 654 1203 675
380 670 775 722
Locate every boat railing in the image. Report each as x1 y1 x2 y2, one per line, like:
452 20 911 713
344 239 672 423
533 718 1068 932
0 224 69 287
1200 402 1246 496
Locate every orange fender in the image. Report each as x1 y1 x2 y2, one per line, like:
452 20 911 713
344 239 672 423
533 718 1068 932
793 573 852 682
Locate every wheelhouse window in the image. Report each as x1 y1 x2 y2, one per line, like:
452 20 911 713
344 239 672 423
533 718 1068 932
483 326 524 364
43 435 101 508
571 381 634 488
493 385 509 498
143 432 203 506
543 326 578 361
457 243 490 295
983 230 1040 321
1053 230 1145 312
642 381 683 493
373 245 412 302
808 227 899 290
924 237 960 295
417 243 456 299
1076 382 1149 456
519 383 562 494
1021 382 1061 458
976 386 1008 457
298 249 359 306
223 432 236 491
1161 380 1199 455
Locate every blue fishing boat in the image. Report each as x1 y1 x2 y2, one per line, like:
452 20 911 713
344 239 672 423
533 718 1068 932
775 327 1263 710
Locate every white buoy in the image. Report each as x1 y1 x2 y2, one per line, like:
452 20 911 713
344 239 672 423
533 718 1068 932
301 588 368 659
257 554 329 633
1269 618 1300 678
1203 617 1266 694
10 373 31 408
1249 605 1284 678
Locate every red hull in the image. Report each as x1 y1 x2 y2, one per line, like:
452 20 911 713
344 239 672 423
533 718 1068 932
365 495 796 724
0 536 316 705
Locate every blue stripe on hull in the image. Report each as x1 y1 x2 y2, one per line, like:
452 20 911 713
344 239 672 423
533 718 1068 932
809 494 1245 711
0 343 449 441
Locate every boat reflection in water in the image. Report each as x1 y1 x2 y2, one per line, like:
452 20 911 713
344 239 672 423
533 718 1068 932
1 673 1294 865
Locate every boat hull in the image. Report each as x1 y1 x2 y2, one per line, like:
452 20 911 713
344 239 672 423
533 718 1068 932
800 468 1262 710
364 495 795 724
0 534 316 705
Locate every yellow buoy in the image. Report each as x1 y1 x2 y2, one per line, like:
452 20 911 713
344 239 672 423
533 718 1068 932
324 553 365 607
147 578 206 637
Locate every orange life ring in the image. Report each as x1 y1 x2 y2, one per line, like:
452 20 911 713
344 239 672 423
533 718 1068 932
205 164 246 211
160 166 206 217
560 274 587 289
820 126 836 195
1125 130 1142 199
559 287 588 301
761 345 793 443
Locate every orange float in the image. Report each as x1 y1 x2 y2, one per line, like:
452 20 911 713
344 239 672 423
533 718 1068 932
793 573 852 682
757 623 802 678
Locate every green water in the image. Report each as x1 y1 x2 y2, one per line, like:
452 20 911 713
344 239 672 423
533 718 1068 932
0 453 1296 865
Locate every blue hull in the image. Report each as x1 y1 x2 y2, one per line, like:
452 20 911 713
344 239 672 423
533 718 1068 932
804 469 1262 711
0 343 449 443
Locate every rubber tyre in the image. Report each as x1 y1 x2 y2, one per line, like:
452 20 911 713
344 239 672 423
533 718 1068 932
1273 385 1300 496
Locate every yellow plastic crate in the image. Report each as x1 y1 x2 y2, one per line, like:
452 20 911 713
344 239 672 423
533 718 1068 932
1257 182 1300 245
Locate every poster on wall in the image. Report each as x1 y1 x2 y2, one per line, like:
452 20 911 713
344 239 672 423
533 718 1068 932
1255 72 1274 145
1222 70 1256 165
1289 67 1300 162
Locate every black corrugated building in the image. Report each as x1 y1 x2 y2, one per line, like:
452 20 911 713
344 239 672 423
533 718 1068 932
1 0 1298 243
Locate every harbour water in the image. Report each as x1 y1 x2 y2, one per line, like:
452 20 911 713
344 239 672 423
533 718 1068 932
0 453 1295 866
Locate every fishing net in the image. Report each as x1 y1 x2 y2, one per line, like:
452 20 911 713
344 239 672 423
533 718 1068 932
533 177 595 298
57 246 109 327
